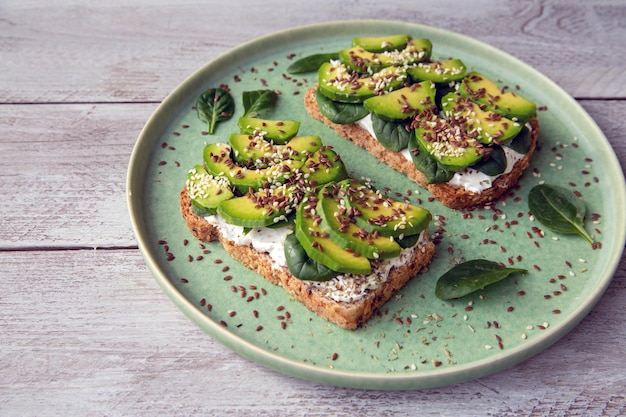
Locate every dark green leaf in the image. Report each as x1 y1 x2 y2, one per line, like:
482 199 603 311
528 184 594 243
371 113 411 152
287 52 340 74
472 145 507 176
407 134 455 184
195 88 235 134
284 233 339 281
435 260 527 300
315 88 369 124
506 125 532 154
242 89 278 118
396 232 420 249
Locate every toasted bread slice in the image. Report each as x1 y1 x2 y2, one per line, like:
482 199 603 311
303 85 539 209
180 187 435 329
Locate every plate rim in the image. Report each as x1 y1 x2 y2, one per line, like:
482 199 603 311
127 19 626 390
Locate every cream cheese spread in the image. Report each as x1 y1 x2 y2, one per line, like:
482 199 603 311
356 114 526 193
204 214 429 303
205 215 290 268
309 231 429 303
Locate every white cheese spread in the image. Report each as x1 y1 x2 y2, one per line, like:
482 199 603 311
205 215 290 268
309 231 429 303
204 215 430 303
356 114 527 193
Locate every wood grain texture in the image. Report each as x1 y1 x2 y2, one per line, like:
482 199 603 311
1 249 625 416
0 0 624 103
1 0 625 415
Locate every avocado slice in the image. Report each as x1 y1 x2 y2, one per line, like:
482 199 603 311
363 81 437 121
352 34 412 52
407 58 467 83
294 193 371 275
458 72 537 123
238 117 300 144
203 143 304 193
185 164 234 214
317 183 402 260
317 61 407 103
301 146 349 186
217 184 300 228
229 133 323 166
340 179 431 238
440 92 523 145
339 39 433 73
413 118 484 172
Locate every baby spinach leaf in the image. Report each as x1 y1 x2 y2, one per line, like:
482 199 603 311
242 89 278 118
407 134 455 184
472 145 507 176
196 88 235 134
284 233 339 281
315 88 369 124
528 184 594 243
506 126 532 154
371 114 411 152
435 260 527 300
396 232 420 249
287 52 339 74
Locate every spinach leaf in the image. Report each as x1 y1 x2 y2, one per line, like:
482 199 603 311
242 89 278 118
506 126 532 154
284 233 339 281
435 260 527 300
287 52 339 74
195 88 235 135
407 134 455 184
315 88 369 124
396 232 420 249
528 184 594 243
371 113 412 152
472 145 507 176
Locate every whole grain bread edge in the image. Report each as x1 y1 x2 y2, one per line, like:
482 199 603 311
303 85 539 210
180 187 436 330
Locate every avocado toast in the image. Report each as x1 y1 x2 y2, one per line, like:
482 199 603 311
301 34 539 209
180 117 435 329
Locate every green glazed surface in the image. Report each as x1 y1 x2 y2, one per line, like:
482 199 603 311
127 20 626 390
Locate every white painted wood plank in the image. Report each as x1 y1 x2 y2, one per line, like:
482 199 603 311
0 0 624 103
0 103 155 248
0 101 622 249
0 249 624 416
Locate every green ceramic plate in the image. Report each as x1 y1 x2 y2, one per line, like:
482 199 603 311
127 20 626 390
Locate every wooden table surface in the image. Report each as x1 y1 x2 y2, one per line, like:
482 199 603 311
2 0 625 415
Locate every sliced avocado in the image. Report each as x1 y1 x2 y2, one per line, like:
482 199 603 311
340 179 431 238
440 92 523 145
458 72 537 123
238 117 300 144
363 81 437 121
185 164 234 214
317 61 407 103
339 38 433 73
301 146 349 186
352 34 412 52
229 133 322 166
217 184 300 228
203 143 303 193
413 119 484 171
317 183 401 259
407 58 467 83
294 193 371 275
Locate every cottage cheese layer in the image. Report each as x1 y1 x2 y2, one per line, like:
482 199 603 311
308 231 429 303
356 114 527 194
205 215 429 303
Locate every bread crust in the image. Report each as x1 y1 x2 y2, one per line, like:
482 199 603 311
303 85 539 209
180 188 435 329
